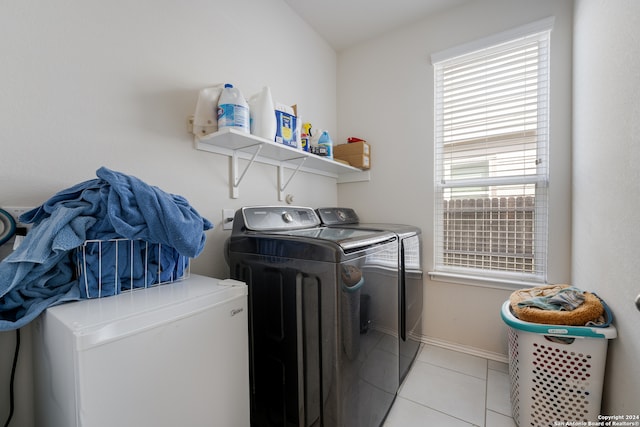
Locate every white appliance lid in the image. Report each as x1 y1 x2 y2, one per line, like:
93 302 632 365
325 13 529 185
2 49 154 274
45 275 246 350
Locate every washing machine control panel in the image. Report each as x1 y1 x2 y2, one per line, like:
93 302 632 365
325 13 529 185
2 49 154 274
241 206 320 231
316 207 360 225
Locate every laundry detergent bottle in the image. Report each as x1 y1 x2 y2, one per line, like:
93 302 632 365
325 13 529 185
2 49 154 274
318 131 334 159
217 83 250 133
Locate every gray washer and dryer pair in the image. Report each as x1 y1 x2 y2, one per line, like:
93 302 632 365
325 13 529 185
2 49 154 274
316 207 423 384
226 206 402 427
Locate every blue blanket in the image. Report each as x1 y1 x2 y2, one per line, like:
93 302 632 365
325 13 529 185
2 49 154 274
0 167 213 330
76 239 188 298
517 286 586 311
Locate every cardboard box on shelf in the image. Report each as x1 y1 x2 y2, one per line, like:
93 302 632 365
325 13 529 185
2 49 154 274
333 141 371 169
335 153 370 169
275 111 297 148
334 140 370 157
275 103 298 148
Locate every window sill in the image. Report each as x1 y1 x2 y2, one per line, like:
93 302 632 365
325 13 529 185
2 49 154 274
428 270 546 291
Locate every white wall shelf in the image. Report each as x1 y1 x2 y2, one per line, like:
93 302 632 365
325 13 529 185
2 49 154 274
194 127 370 199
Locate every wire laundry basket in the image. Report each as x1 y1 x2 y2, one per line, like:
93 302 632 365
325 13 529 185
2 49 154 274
75 238 190 299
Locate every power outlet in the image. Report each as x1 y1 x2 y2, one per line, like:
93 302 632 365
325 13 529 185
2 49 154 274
222 209 235 230
2 206 35 229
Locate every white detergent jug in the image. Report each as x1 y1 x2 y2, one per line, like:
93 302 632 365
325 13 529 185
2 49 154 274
217 84 250 133
249 86 276 140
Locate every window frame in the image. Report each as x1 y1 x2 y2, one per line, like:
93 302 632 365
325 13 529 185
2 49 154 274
430 18 554 287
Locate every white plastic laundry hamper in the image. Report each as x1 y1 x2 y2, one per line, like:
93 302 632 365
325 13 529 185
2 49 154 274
501 301 616 427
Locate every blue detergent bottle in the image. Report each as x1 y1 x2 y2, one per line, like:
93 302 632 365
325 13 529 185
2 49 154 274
217 84 250 133
318 131 333 159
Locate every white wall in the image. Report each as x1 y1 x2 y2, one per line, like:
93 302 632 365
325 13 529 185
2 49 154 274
0 1 338 425
573 0 640 414
337 0 574 357
4 0 636 422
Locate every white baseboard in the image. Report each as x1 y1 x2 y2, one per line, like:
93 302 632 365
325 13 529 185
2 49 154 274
420 335 509 364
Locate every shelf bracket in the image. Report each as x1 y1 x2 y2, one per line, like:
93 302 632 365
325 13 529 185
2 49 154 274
278 157 307 201
231 143 263 199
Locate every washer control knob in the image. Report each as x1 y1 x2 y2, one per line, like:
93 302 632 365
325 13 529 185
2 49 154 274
282 212 293 223
635 294 640 312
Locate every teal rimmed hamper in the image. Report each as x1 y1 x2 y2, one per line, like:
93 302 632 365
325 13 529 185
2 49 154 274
501 301 616 427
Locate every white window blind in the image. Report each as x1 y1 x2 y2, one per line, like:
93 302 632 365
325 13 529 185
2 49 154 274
432 20 552 283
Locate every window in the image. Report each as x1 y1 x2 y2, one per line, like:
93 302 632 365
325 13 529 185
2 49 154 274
431 18 553 284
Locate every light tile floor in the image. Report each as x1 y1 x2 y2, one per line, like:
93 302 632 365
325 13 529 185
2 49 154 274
384 344 516 427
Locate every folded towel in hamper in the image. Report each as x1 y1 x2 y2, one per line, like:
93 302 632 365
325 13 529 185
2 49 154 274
516 285 585 311
0 167 212 330
510 284 604 326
